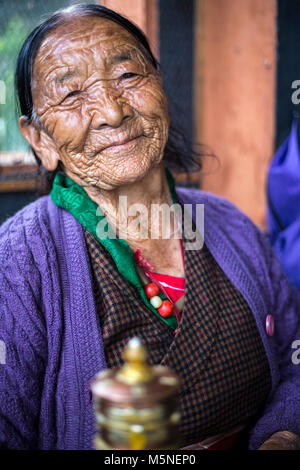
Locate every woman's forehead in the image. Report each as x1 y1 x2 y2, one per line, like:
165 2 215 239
34 17 143 78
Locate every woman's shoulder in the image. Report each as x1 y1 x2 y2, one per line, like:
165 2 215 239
176 185 271 268
0 193 50 228
0 195 53 263
176 185 256 229
176 184 240 208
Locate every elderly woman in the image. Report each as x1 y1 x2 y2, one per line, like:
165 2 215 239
0 4 299 451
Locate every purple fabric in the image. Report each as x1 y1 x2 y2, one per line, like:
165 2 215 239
267 118 300 292
0 189 300 450
267 118 300 232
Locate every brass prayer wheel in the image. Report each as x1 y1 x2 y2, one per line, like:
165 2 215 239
91 337 180 450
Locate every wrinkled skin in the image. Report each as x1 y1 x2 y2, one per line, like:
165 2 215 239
20 16 184 276
20 16 170 190
259 431 300 450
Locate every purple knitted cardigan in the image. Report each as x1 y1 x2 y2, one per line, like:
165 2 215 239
0 187 300 450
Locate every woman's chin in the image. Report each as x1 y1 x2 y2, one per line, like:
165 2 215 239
85 168 152 191
87 159 161 190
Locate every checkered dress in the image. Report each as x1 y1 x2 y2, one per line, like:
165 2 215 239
84 228 271 447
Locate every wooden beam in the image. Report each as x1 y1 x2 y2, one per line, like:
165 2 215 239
195 0 277 230
0 179 36 193
100 0 159 59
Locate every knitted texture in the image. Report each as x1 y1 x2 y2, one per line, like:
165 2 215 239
0 188 299 449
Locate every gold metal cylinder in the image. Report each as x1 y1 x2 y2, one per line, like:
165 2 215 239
90 337 180 450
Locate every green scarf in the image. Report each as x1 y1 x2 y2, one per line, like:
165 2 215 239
51 169 178 330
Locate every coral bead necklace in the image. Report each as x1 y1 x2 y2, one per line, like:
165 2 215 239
133 246 185 329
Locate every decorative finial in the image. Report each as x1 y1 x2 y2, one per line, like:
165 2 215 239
116 337 154 384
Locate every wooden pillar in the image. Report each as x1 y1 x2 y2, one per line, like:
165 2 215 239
194 0 277 229
100 0 159 59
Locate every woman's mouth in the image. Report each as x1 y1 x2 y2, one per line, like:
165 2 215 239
101 136 142 154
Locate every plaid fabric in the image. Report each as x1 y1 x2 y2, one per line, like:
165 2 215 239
84 226 271 447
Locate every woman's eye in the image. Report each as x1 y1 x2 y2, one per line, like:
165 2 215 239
121 73 137 79
65 90 81 99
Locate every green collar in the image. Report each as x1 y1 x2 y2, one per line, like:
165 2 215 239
51 169 178 330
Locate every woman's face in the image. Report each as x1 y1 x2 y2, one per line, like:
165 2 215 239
23 16 170 190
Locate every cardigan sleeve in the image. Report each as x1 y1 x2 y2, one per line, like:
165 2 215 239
249 234 300 449
0 231 47 449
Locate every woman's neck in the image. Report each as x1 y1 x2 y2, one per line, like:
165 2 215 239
82 163 175 245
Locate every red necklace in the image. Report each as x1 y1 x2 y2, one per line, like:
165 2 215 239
133 248 184 330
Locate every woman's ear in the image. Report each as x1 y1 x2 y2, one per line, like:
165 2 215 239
19 116 60 171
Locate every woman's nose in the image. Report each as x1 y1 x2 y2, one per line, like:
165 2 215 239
89 87 132 129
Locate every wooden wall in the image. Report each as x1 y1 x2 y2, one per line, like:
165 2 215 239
100 0 159 59
194 0 277 229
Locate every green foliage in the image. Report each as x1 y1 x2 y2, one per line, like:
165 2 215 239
0 16 31 151
0 1 97 153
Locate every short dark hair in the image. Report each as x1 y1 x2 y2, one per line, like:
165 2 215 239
15 3 204 195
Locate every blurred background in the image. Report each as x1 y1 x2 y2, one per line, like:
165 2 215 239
0 0 298 230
